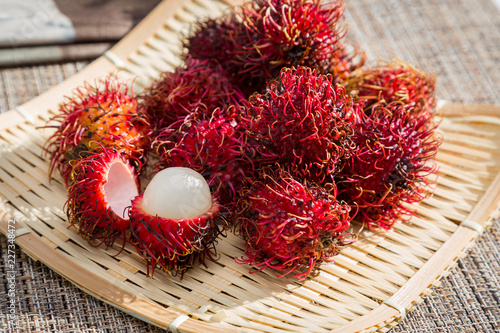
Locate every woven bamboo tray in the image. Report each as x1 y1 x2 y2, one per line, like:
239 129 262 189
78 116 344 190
1 0 500 332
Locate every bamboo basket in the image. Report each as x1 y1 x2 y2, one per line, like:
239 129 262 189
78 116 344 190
1 0 499 332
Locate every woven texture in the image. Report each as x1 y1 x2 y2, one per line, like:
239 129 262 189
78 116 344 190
341 0 500 331
393 220 500 332
0 63 87 113
344 0 500 106
0 0 499 332
0 235 165 333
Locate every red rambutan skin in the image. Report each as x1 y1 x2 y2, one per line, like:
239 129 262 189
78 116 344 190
338 102 442 230
346 60 437 117
184 15 239 70
183 14 257 96
44 77 151 186
154 108 250 208
246 66 356 183
230 0 346 92
328 40 367 84
66 147 139 247
236 166 353 279
129 194 224 276
139 56 246 131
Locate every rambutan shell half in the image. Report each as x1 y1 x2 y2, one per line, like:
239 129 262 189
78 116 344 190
67 148 140 247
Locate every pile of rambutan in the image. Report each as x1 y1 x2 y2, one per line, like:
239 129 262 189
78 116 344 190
44 0 442 280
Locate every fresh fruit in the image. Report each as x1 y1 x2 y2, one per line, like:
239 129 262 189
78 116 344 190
154 108 249 207
338 102 441 229
129 167 226 276
236 166 353 279
44 0 445 281
45 77 150 186
140 56 246 131
246 66 356 183
328 40 366 84
184 15 239 72
230 0 347 92
184 0 347 95
346 60 436 117
66 147 140 246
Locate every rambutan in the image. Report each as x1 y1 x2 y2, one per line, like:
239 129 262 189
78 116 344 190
230 0 347 92
183 14 256 96
328 40 366 84
45 77 151 186
66 147 140 246
154 108 249 207
246 66 356 182
346 60 436 117
338 102 441 230
128 167 226 276
183 15 239 71
236 166 353 279
139 56 246 131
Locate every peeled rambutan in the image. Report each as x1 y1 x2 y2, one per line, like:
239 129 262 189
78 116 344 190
229 0 346 92
45 76 151 186
338 102 441 230
246 66 356 183
139 56 246 131
346 60 436 117
66 147 140 247
236 166 353 279
128 167 226 276
154 108 249 207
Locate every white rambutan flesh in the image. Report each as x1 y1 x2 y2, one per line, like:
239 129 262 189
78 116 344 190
129 167 223 276
141 167 212 219
103 161 140 219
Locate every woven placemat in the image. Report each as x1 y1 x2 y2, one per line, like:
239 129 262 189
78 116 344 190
0 0 499 332
392 219 500 333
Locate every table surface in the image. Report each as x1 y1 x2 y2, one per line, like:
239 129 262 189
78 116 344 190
0 0 499 332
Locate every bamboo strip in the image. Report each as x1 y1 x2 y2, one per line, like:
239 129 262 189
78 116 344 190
439 101 500 118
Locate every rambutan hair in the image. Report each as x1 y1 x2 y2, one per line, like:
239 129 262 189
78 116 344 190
139 56 246 131
246 66 357 183
183 14 240 70
44 76 151 186
231 0 347 91
153 107 251 207
328 40 367 84
346 60 437 117
338 102 442 229
236 165 353 279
